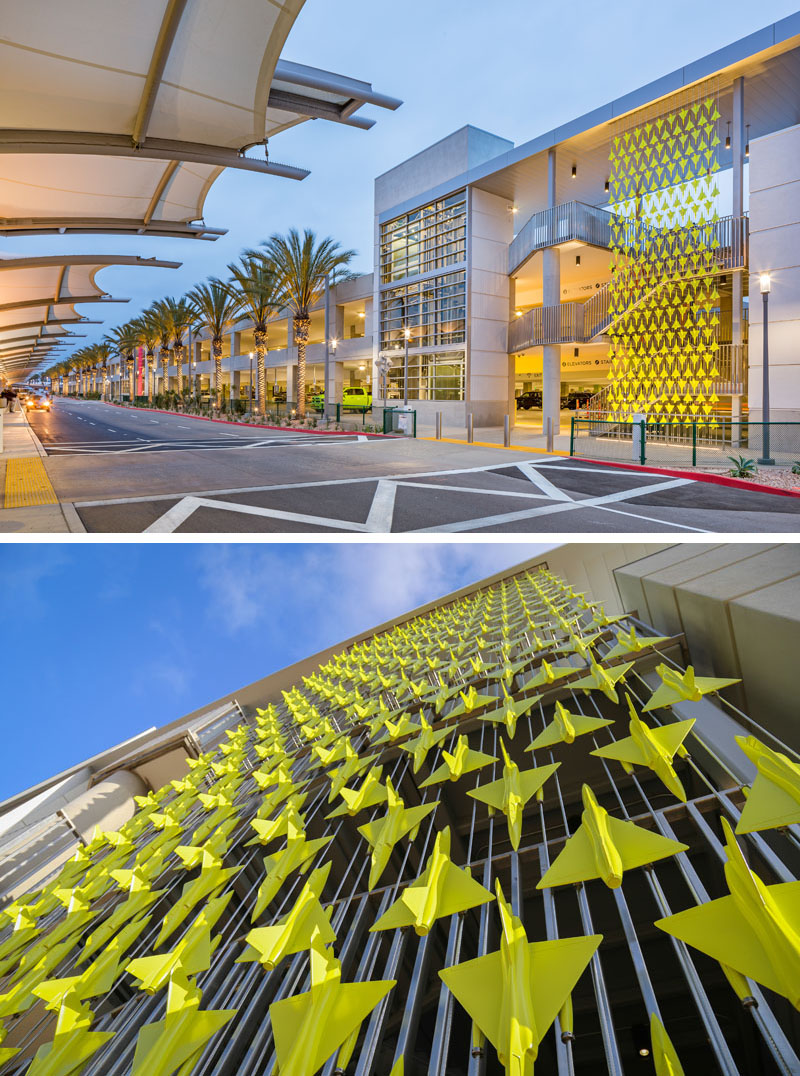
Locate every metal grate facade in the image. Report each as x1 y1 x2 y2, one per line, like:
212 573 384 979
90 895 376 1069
0 566 798 1076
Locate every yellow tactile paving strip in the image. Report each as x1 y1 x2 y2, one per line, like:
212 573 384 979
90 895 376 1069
4 457 59 508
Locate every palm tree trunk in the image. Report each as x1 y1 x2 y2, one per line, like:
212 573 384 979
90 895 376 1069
213 338 223 411
294 315 309 418
255 328 267 416
128 356 135 401
174 344 183 394
161 347 169 396
147 349 155 402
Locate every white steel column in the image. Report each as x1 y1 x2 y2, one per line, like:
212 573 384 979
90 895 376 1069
731 77 745 431
542 148 562 437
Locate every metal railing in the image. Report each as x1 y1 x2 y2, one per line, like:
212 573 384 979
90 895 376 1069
508 302 585 350
509 201 613 274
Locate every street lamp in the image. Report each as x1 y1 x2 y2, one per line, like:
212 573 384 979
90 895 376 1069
249 351 254 414
758 272 774 465
403 327 411 407
328 338 338 420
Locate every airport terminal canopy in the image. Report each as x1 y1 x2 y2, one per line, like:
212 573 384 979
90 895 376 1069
0 0 401 240
0 254 180 378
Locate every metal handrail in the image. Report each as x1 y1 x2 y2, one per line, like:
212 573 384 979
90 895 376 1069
509 201 613 274
508 302 584 350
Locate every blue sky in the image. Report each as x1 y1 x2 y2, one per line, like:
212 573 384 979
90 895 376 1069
6 0 800 363
0 542 554 799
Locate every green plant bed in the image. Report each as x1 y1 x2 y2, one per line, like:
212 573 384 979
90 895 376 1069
727 455 758 478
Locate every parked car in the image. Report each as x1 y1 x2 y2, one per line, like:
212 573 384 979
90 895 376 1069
565 390 594 410
341 386 372 411
516 391 542 410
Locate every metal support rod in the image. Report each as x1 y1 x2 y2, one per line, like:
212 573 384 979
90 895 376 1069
467 412 473 444
503 413 511 447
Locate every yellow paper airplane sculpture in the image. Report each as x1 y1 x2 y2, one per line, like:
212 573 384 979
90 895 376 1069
78 871 167 965
252 818 334 921
357 780 439 888
591 696 695 802
156 851 240 947
129 959 236 1076
327 749 378 802
649 1014 686 1076
447 685 499 720
642 663 740 713
569 659 633 703
734 735 800 834
327 766 388 818
518 659 577 694
370 828 494 935
269 928 396 1076
247 803 306 846
528 701 613 751
537 785 688 889
25 979 115 1076
604 625 671 662
655 817 800 1011
400 716 453 773
239 864 335 969
419 736 497 788
0 936 84 1018
467 741 560 851
0 1026 19 1067
373 713 418 745
439 881 601 1076
479 683 542 740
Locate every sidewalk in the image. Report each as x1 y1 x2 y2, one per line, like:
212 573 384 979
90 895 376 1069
415 416 573 454
0 408 82 533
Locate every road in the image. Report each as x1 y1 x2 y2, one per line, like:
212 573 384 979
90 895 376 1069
27 398 800 534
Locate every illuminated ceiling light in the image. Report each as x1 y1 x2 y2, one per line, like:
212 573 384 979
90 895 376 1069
574 347 579 357
571 165 577 179
604 179 610 193
514 310 522 318
745 124 750 158
725 120 731 150
575 255 581 266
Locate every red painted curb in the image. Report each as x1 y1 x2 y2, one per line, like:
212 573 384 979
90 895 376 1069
571 455 800 499
106 402 394 439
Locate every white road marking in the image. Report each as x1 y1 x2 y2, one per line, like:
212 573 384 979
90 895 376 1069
144 496 368 534
593 503 708 532
516 461 573 501
365 481 397 531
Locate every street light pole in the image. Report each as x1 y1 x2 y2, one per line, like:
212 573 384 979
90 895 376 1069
758 272 774 465
403 327 411 407
249 351 254 415
324 273 331 422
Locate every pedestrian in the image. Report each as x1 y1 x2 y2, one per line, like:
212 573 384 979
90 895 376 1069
5 388 16 413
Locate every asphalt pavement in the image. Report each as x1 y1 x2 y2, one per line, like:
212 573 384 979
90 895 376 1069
26 398 800 534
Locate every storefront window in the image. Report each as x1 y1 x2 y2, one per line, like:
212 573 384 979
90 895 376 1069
388 351 465 401
380 272 466 350
380 191 466 284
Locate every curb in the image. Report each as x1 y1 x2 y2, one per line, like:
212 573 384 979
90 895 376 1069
570 456 800 499
418 436 570 456
106 401 394 440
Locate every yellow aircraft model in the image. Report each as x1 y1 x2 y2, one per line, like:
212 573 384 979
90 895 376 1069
734 735 800 834
252 818 334 921
527 701 613 751
603 625 671 662
479 683 543 740
568 659 634 703
447 685 501 720
357 780 439 888
327 748 378 802
327 766 388 818
537 785 688 890
370 828 494 936
655 817 800 1011
517 659 577 694
468 741 560 851
591 696 695 802
247 802 306 846
126 894 231 994
439 881 601 1076
269 929 396 1076
400 715 454 773
373 713 419 746
642 663 740 713
156 851 241 948
419 736 497 788
239 864 335 970
649 1014 686 1076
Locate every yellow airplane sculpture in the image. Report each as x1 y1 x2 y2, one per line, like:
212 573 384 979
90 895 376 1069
239 864 335 970
373 713 418 745
419 736 497 788
447 685 500 720
439 881 601 1076
655 817 800 1011
479 683 543 740
269 929 396 1076
0 936 84 1018
527 701 613 751
642 663 740 713
517 660 577 694
370 828 494 935
603 625 671 661
25 978 115 1076
247 803 306 846
537 785 688 890
400 716 454 773
468 742 560 851
252 818 334 921
327 746 378 801
568 659 634 703
649 1014 686 1076
591 696 695 802
156 848 241 947
734 735 800 833
327 766 388 818
128 961 236 1076
357 780 439 888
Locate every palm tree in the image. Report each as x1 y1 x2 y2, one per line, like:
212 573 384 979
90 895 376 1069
148 299 174 396
226 253 286 416
106 323 141 402
160 297 195 394
131 315 159 403
93 342 112 400
187 279 241 411
261 229 355 418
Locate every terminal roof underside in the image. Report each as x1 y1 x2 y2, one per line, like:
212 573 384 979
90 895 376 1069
470 22 800 222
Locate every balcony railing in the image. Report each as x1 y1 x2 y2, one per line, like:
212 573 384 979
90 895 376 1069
509 201 613 275
508 303 585 351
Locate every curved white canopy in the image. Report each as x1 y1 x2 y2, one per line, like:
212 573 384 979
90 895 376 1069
0 1 401 239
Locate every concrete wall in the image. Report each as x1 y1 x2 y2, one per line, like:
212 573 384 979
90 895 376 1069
375 126 513 217
748 123 800 421
613 544 800 749
467 187 513 425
